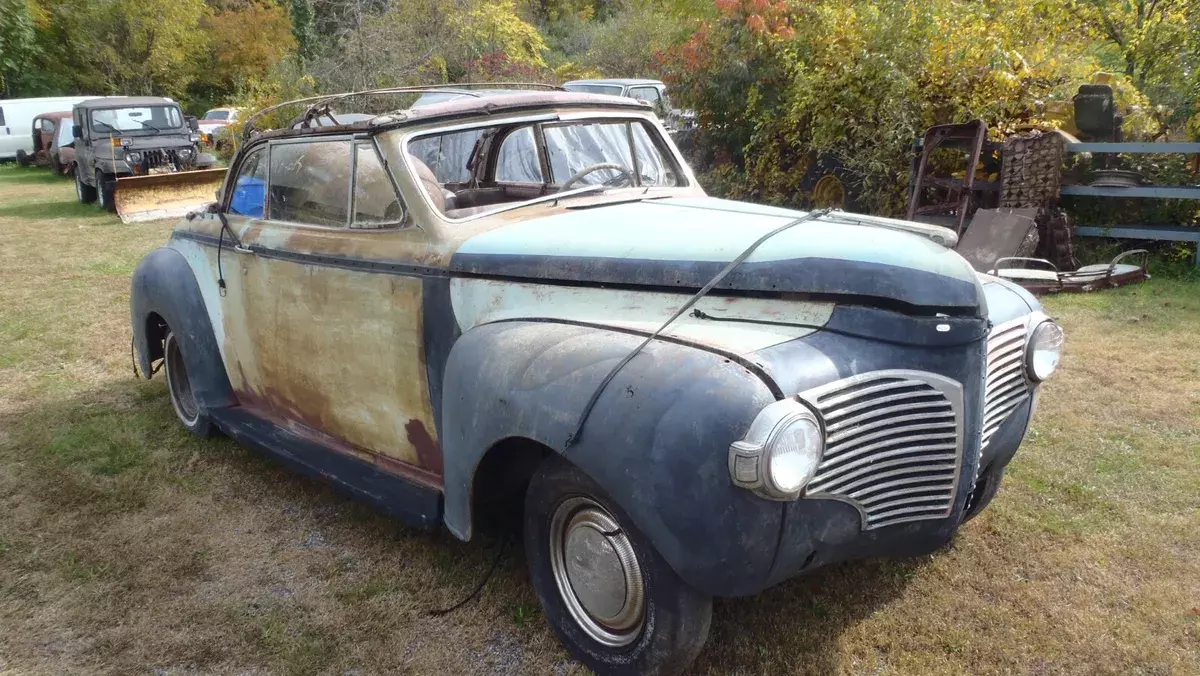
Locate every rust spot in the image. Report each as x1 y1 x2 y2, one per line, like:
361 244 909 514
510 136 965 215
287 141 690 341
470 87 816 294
405 418 442 476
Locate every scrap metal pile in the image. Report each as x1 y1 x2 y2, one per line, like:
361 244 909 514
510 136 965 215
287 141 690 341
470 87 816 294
906 109 1150 294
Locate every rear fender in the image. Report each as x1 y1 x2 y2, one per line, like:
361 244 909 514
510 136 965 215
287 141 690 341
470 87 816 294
441 320 785 597
130 246 235 411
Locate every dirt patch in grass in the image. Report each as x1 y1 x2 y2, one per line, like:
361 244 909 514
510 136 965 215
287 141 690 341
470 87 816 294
0 162 1197 674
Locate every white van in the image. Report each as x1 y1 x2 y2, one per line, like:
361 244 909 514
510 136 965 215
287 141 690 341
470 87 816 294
0 96 105 161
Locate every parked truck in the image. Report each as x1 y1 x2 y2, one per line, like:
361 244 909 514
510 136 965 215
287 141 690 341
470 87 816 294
72 96 223 222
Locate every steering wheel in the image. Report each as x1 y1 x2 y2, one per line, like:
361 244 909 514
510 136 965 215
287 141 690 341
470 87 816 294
560 163 635 191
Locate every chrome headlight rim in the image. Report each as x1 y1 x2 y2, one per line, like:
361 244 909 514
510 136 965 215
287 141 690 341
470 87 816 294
124 150 143 164
729 398 826 501
1025 317 1064 382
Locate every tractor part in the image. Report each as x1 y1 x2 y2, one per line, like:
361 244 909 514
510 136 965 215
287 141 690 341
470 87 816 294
906 120 987 234
955 208 1039 272
988 249 1149 294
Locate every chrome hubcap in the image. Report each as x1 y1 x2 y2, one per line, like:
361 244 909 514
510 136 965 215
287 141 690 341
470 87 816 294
165 334 199 426
549 497 645 647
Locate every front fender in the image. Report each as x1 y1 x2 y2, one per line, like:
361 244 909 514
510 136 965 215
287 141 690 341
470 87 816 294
441 320 784 597
130 246 234 411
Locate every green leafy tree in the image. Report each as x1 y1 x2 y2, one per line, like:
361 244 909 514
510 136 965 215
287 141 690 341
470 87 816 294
0 0 38 95
291 0 318 63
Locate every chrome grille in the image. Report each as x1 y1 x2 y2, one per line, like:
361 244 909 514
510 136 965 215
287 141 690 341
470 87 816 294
982 318 1031 451
142 149 178 170
800 370 964 529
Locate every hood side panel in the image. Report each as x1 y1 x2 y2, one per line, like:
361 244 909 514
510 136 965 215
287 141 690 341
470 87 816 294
450 278 836 355
450 252 981 313
451 199 983 314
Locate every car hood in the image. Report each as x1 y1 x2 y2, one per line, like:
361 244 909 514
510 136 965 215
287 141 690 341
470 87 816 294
449 196 984 315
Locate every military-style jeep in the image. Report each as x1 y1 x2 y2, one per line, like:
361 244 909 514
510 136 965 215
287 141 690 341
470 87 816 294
72 96 216 212
130 87 1063 676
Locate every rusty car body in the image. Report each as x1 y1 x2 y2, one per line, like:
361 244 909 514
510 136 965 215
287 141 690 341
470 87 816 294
130 88 1064 676
24 110 73 173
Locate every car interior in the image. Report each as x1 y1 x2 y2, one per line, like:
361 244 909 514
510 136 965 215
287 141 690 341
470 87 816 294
406 118 683 219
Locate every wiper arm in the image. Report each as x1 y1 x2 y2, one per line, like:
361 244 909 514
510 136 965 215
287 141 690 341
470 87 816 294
134 119 162 133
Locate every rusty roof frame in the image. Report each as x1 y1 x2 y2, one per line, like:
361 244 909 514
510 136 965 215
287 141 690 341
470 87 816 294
242 83 568 140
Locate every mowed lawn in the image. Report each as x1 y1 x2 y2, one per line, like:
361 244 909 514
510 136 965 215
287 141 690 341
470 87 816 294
0 162 1197 676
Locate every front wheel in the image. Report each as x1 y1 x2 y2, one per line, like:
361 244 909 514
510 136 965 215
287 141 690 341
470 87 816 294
76 167 96 203
524 456 712 676
96 170 116 212
164 331 216 438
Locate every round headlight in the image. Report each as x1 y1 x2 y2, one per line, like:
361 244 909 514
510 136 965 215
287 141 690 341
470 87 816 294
764 415 824 496
125 151 142 164
1027 320 1064 381
177 147 194 160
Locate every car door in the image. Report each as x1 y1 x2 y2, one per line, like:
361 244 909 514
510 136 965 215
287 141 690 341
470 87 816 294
627 86 668 118
36 118 55 155
219 135 444 482
73 109 93 174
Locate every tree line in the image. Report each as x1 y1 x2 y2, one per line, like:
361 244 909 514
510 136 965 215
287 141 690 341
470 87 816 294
1 0 1197 217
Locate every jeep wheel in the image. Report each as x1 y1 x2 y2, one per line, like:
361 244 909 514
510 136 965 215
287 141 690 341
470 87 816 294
524 456 711 676
164 331 216 438
76 167 96 203
96 170 116 212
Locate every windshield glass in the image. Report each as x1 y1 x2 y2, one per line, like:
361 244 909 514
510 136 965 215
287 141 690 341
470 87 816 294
563 83 624 96
202 110 230 121
403 117 683 220
90 106 183 133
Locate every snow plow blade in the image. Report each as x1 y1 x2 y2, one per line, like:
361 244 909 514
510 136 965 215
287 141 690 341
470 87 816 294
114 168 227 223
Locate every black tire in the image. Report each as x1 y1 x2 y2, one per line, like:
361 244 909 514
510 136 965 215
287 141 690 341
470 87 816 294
76 166 96 203
163 331 216 439
962 467 1004 523
524 456 712 676
96 170 116 212
15 150 30 167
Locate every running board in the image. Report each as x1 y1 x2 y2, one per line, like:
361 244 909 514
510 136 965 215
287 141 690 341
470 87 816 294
211 407 443 529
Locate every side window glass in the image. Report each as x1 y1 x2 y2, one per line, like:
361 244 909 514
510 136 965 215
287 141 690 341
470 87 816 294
496 127 544 183
227 147 267 217
0 107 6 127
352 142 404 228
632 123 678 187
268 141 352 227
408 129 484 184
629 87 661 104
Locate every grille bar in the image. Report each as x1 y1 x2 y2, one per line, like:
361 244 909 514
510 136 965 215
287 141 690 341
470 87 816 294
800 370 964 530
982 317 1032 451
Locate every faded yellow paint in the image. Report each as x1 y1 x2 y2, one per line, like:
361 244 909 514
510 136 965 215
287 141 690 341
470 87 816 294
193 213 443 482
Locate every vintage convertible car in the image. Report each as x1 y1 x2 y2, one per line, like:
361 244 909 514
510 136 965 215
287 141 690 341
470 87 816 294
130 88 1063 675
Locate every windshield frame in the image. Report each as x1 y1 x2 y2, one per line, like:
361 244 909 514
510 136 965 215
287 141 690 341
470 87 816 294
88 105 184 135
395 111 694 225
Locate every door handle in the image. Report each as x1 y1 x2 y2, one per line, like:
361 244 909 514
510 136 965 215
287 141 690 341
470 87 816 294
232 243 253 254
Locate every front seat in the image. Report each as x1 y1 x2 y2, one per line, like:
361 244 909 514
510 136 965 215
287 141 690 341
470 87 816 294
408 155 455 213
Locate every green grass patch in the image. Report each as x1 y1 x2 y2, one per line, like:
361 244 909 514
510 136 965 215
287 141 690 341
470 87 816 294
252 609 340 676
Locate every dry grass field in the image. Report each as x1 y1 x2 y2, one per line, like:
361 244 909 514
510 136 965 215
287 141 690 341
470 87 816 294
0 163 1197 675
